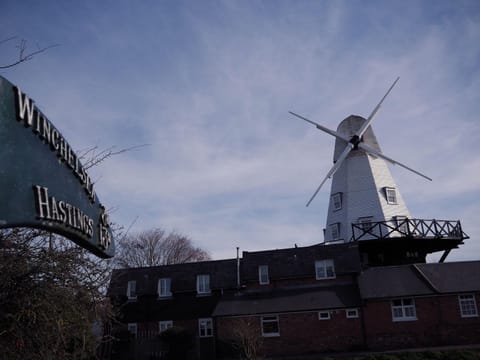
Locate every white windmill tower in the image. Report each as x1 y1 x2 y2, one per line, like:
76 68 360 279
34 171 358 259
291 78 467 265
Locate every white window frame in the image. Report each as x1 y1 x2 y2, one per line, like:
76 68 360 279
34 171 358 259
261 315 280 337
258 265 269 285
330 223 340 240
391 298 417 321
394 216 408 234
197 274 211 295
159 320 173 333
127 323 137 337
332 192 342 211
358 216 373 232
315 259 336 280
346 308 359 318
318 311 331 320
198 318 213 337
127 280 137 300
459 294 478 318
385 187 398 204
158 278 172 298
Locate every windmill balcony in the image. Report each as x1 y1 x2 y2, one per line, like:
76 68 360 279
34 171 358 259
351 218 469 242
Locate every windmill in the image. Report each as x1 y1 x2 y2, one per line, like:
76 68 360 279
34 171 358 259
290 78 468 265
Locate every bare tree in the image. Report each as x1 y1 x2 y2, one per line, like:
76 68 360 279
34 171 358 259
230 318 263 360
115 228 210 268
0 228 114 359
0 36 59 70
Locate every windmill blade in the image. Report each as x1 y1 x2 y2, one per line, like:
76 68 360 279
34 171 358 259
306 144 353 207
289 111 350 143
358 143 432 181
357 77 400 138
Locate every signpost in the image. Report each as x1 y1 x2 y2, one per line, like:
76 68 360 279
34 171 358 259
0 76 114 258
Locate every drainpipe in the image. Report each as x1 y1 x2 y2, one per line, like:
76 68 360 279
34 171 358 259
236 247 240 289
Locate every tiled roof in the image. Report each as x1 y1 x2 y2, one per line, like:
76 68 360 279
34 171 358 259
358 261 480 300
213 283 361 316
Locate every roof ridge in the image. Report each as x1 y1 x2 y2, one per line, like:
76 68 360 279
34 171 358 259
411 264 439 293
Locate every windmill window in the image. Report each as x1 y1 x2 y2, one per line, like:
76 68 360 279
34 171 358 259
459 294 478 318
158 278 172 298
358 217 373 232
258 265 269 285
315 259 336 280
127 280 137 300
159 320 173 333
197 274 211 295
394 216 408 234
385 187 397 204
332 193 343 211
391 298 417 321
330 223 340 240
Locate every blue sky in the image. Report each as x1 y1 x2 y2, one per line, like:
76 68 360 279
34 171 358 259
1 0 479 261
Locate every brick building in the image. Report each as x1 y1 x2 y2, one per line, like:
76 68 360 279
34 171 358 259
108 239 480 359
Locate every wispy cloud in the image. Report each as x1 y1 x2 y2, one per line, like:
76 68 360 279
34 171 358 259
1 0 479 261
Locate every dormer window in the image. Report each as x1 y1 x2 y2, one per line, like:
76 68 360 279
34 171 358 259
158 278 172 298
127 280 137 300
315 259 336 280
332 193 343 211
384 187 397 204
258 265 269 285
330 223 340 240
197 274 211 295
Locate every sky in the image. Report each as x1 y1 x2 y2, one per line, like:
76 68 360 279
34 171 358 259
1 0 479 262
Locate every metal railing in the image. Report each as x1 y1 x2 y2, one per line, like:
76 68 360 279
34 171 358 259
351 218 468 242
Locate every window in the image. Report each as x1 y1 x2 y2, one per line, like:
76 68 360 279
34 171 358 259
330 223 340 240
391 298 417 321
127 280 137 300
197 274 211 295
261 315 280 337
385 187 397 204
127 323 137 337
358 217 373 232
199 318 213 337
158 278 172 298
318 311 331 320
346 308 359 318
315 259 336 280
159 320 173 333
258 265 269 285
459 294 478 318
394 216 408 234
332 193 342 211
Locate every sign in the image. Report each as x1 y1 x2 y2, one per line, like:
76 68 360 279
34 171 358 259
0 76 114 258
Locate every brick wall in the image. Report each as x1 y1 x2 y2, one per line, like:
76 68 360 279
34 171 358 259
216 309 363 358
363 293 480 350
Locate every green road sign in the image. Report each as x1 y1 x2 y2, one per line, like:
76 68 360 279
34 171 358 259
0 76 114 258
